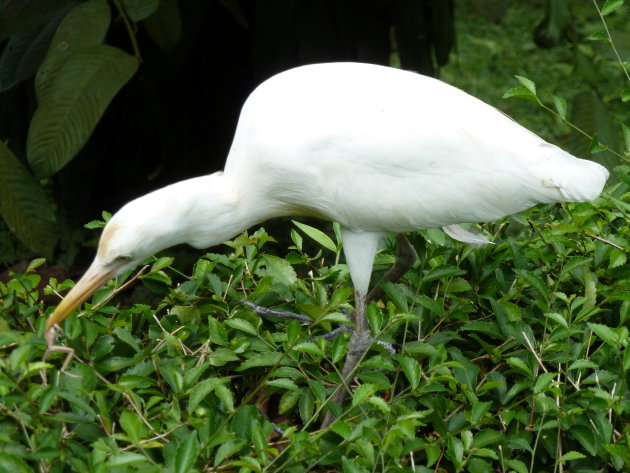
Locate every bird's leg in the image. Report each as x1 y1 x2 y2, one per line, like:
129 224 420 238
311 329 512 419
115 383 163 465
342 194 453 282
366 234 417 303
42 325 81 380
321 234 416 428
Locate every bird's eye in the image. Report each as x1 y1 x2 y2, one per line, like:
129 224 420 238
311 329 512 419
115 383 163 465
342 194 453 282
115 254 133 263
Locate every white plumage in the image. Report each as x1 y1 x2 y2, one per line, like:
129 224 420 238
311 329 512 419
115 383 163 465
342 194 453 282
45 62 608 401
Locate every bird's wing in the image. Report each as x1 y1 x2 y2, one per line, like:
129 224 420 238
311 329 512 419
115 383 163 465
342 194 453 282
226 63 607 231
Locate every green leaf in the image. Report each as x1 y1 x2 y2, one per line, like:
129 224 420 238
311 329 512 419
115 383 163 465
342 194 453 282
470 401 492 423
299 389 313 423
293 341 324 356
396 355 421 389
572 425 597 455
533 372 557 393
225 317 258 336
622 122 630 152
123 0 160 21
261 254 297 286
28 44 139 178
267 378 300 392
342 456 369 473
472 448 498 459
587 31 609 41
368 395 390 412
175 431 199 473
352 383 378 407
106 452 148 467
622 89 630 102
506 357 532 376
214 384 234 412
35 0 111 102
188 377 228 413
0 19 58 93
545 312 568 329
568 359 598 370
515 75 536 95
143 0 181 52
505 459 528 473
0 140 57 258
588 322 620 348
588 134 607 154
119 409 142 444
293 220 337 252
551 94 567 119
208 317 228 346
0 452 32 473
279 389 301 414
558 451 586 462
423 265 467 282
237 351 285 371
601 0 624 15
0 0 74 43
514 269 549 302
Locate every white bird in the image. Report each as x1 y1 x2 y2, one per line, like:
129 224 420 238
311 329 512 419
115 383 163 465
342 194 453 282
44 62 608 417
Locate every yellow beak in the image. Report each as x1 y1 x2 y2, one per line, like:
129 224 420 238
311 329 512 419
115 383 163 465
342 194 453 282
45 262 116 336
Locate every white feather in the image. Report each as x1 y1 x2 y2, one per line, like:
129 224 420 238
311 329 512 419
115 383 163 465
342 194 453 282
442 225 494 247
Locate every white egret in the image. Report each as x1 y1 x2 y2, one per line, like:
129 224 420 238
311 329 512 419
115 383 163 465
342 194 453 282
44 62 608 420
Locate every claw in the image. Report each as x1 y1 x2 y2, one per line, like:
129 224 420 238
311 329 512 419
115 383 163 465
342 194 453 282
43 324 82 379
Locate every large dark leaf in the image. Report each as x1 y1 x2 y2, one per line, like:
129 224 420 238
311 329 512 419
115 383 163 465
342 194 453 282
35 0 111 102
0 141 56 258
0 0 75 43
123 0 160 22
143 0 182 52
0 17 60 92
27 45 139 178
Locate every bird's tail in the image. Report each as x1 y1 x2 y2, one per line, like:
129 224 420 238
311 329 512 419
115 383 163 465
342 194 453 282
532 143 608 203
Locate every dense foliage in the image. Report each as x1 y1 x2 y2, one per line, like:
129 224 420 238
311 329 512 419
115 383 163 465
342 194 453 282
1 0 629 472
2 177 630 472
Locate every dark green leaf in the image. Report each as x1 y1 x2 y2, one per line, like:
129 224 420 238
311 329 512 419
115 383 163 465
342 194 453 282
0 141 57 257
175 432 199 473
601 0 624 15
28 44 138 178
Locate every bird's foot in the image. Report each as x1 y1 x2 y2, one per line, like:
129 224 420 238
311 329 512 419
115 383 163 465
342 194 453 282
238 300 314 324
239 300 396 352
42 325 82 381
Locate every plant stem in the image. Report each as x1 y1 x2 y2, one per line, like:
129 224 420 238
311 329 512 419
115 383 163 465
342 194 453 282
591 0 630 82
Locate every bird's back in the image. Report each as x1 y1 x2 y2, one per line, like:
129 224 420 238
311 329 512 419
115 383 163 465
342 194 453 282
224 63 608 231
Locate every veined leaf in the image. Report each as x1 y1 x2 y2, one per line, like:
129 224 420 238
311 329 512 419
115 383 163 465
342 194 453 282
175 432 199 473
0 18 60 92
35 0 111 102
515 75 537 95
502 85 537 102
143 0 181 52
551 94 567 119
0 141 56 258
0 0 73 43
123 0 159 22
27 44 139 178
293 220 337 252
601 0 624 15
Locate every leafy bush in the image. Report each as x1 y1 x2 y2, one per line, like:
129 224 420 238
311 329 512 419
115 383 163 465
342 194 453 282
1 1 629 472
1 178 630 472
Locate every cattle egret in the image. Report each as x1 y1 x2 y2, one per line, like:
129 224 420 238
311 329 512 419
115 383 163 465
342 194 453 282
44 62 608 418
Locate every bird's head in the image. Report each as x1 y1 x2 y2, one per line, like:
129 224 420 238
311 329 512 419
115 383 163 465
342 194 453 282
43 196 176 337
44 173 250 342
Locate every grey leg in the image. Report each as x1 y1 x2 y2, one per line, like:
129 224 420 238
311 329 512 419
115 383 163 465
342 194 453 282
321 234 416 428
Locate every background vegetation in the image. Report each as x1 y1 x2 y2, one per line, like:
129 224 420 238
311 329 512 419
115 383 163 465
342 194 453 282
1 0 629 472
